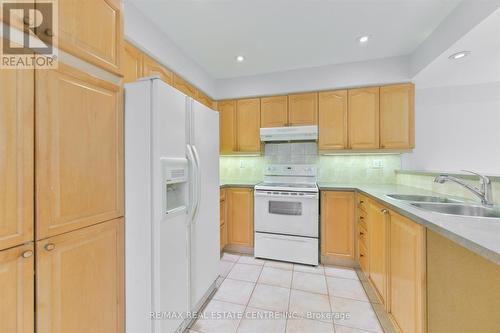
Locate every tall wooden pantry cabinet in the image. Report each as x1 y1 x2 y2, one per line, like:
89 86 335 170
0 1 125 332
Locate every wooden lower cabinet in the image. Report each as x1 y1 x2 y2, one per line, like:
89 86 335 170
367 199 388 305
0 243 34 333
36 218 124 333
0 62 34 251
321 191 355 260
389 212 426 333
220 189 227 250
227 188 254 248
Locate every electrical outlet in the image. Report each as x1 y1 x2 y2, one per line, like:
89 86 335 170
372 159 383 169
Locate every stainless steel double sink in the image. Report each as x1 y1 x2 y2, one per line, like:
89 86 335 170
386 194 500 218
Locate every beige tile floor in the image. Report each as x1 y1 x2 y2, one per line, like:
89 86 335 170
188 253 384 333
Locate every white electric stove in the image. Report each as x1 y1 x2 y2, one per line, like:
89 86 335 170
254 165 319 265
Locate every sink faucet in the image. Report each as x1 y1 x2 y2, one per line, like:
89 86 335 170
434 170 493 206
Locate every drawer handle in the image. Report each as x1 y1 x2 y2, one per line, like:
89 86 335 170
44 243 55 251
22 250 33 258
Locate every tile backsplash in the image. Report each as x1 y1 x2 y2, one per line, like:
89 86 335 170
220 149 402 184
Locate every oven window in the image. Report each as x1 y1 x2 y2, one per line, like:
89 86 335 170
269 201 302 216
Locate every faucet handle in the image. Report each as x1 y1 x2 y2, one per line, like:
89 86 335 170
461 170 491 184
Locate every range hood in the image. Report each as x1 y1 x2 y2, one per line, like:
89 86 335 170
260 125 318 142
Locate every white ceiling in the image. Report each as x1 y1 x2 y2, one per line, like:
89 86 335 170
128 0 461 79
414 7 500 88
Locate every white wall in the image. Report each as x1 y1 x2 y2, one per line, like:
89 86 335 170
402 82 500 174
123 2 216 97
215 56 411 99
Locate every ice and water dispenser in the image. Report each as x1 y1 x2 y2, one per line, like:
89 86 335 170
161 157 189 217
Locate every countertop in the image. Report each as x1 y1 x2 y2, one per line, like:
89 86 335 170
318 182 500 265
220 181 259 188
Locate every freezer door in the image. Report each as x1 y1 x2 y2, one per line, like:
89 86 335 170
189 99 220 309
151 80 190 333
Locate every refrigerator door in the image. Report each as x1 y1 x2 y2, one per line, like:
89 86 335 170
189 100 220 309
151 79 190 333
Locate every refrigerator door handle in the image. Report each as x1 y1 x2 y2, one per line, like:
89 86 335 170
191 145 202 225
186 144 198 226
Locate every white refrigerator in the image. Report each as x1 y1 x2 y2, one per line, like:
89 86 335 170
125 78 219 333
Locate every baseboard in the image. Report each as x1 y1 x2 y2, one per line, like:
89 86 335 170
223 244 254 255
320 255 358 267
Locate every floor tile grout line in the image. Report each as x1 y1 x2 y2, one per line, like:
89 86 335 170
324 269 336 333
335 323 382 333
285 266 295 333
234 260 265 333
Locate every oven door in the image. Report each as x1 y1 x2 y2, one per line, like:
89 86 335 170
254 190 319 237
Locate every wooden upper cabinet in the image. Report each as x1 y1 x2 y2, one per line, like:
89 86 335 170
122 41 143 83
0 243 34 333
195 90 214 109
173 74 197 98
35 64 124 240
36 218 124 333
227 188 253 247
55 0 123 75
288 92 318 126
380 83 415 149
0 63 34 251
389 212 426 333
218 100 237 154
321 191 355 260
260 95 288 128
368 199 388 305
143 55 173 85
318 90 348 150
236 98 261 153
348 87 380 149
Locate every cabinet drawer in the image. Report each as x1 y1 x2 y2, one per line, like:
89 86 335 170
358 223 368 245
357 195 368 212
358 210 367 230
359 240 369 275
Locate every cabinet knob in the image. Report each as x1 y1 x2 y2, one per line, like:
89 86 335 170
22 250 33 258
359 216 364 220
44 28 54 37
381 208 389 214
360 232 365 236
44 243 55 251
360 254 365 257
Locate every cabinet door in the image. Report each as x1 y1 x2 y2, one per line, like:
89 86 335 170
260 95 288 127
0 63 34 250
122 41 143 83
173 74 197 98
380 83 414 149
36 64 124 240
288 92 318 126
143 54 173 85
0 244 34 333
55 0 123 74
218 100 237 154
227 188 253 247
321 191 355 259
389 212 426 333
236 98 261 153
36 218 124 333
348 87 380 149
368 200 388 304
318 90 348 150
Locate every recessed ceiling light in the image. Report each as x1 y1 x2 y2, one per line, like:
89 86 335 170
448 51 470 60
357 35 370 43
236 55 245 62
